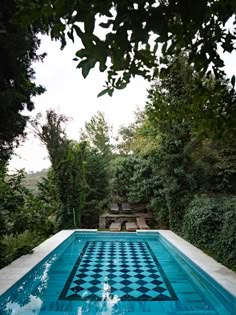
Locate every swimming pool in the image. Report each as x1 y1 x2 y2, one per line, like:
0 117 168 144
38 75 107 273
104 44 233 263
0 231 235 315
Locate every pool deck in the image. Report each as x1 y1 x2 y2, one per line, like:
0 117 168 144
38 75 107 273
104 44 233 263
0 229 236 304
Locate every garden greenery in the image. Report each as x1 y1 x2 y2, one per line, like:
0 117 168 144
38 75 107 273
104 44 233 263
0 40 235 271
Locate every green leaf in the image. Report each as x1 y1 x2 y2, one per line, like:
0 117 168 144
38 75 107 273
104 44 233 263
77 58 96 78
99 20 113 28
231 75 235 88
51 23 65 38
107 88 114 97
99 62 107 72
76 49 87 58
97 88 109 97
214 57 224 68
82 62 94 78
67 30 74 42
73 25 83 37
85 15 95 34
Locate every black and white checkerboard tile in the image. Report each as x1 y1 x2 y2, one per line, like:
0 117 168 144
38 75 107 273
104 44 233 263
60 241 177 301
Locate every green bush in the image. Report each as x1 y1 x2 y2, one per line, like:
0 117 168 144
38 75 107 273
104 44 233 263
0 231 44 269
216 198 236 270
182 195 236 271
182 196 223 248
150 189 169 228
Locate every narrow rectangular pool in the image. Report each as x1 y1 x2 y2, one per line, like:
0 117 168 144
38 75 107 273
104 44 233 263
0 231 235 315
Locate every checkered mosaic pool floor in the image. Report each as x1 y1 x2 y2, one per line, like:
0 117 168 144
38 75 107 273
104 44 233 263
60 241 177 301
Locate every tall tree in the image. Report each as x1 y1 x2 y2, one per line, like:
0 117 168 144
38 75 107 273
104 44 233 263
117 110 160 156
0 0 45 161
82 146 110 227
32 110 86 228
81 111 112 162
55 141 86 228
81 112 112 224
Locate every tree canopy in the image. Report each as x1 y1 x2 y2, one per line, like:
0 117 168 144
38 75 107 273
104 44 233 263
146 55 236 140
1 0 235 159
81 111 112 161
17 0 236 95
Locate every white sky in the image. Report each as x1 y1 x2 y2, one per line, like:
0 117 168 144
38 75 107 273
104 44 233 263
9 34 236 173
9 35 150 173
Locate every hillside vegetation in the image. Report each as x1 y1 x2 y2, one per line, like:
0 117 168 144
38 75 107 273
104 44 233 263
22 169 48 192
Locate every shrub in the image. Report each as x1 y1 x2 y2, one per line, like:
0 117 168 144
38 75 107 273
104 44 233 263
216 197 236 270
182 195 223 248
0 231 44 269
182 195 236 271
150 190 169 228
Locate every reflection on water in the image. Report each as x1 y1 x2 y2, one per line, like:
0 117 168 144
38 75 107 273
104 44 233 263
5 295 42 315
0 255 56 315
102 281 120 308
100 281 121 315
74 280 122 315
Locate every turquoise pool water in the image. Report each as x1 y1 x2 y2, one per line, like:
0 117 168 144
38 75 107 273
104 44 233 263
0 232 235 315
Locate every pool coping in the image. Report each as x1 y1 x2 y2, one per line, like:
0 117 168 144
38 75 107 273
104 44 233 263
151 230 236 300
0 229 236 302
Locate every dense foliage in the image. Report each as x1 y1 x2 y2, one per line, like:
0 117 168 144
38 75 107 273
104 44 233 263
82 147 110 227
0 89 235 271
0 0 45 160
146 56 236 141
32 110 111 229
111 62 236 269
0 1 235 272
0 110 112 267
17 0 236 95
0 164 57 268
79 111 112 227
183 195 236 270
